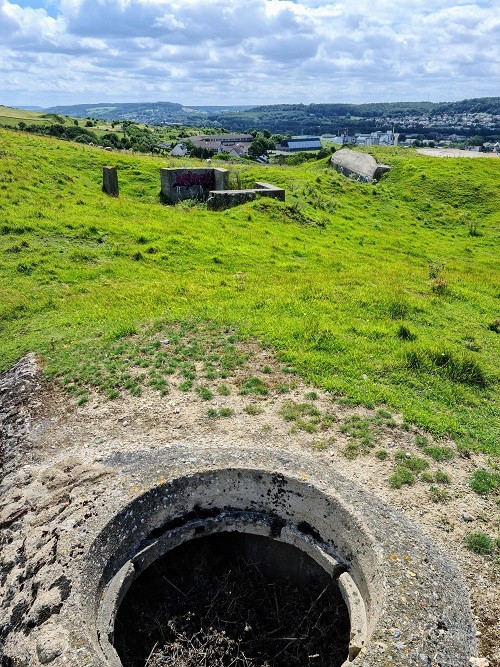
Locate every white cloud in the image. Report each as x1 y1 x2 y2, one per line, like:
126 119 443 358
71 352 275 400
0 0 498 106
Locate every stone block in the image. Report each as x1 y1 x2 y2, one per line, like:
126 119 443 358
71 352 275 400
102 166 119 197
207 189 256 211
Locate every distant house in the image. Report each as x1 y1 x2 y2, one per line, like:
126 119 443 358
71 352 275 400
191 134 253 156
278 137 322 152
171 143 188 157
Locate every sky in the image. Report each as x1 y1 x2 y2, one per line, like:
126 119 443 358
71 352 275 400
1 0 499 108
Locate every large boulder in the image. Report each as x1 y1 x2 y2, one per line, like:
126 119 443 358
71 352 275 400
331 149 391 182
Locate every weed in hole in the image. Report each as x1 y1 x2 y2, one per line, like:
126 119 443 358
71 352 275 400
389 466 415 489
376 449 388 461
428 485 451 503
217 384 230 396
196 386 214 401
465 532 497 556
470 469 499 495
244 404 263 416
423 445 454 462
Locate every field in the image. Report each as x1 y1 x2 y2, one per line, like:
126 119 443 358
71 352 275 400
0 128 498 453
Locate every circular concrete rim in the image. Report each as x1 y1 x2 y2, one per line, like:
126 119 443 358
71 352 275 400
98 511 366 667
78 448 477 667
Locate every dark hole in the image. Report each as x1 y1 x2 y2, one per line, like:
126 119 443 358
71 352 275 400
114 532 350 667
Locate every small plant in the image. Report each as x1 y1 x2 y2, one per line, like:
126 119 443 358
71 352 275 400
310 439 331 451
487 319 500 333
196 386 214 400
280 401 320 422
389 466 415 489
207 407 234 419
397 325 416 341
468 220 480 237
420 472 434 483
414 434 429 448
179 379 193 391
428 485 451 503
376 449 388 461
396 453 429 473
434 470 450 484
244 404 263 416
217 384 230 396
304 391 318 400
428 260 445 280
470 469 499 495
261 365 273 374
423 445 454 462
431 277 448 295
465 532 496 555
239 376 268 396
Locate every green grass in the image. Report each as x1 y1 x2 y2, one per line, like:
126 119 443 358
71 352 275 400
465 531 498 556
470 469 500 495
0 130 499 454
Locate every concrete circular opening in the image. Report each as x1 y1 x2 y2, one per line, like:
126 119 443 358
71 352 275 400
113 532 351 666
91 469 372 667
83 458 475 667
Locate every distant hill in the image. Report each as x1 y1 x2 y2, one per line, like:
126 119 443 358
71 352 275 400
43 97 500 137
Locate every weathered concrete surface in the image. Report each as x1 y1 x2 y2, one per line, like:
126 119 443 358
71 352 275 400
0 358 479 667
253 182 286 201
0 353 40 476
160 167 228 203
207 182 286 210
207 189 256 210
102 167 119 197
331 149 392 182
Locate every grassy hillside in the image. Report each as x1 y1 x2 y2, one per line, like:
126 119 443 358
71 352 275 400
0 129 498 453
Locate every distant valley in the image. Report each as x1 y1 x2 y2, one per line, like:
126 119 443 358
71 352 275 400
44 97 500 140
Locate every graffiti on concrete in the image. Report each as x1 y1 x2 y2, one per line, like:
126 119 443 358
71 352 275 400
172 170 215 198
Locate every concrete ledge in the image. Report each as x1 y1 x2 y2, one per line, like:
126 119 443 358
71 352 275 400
253 182 286 201
207 182 285 210
207 189 256 210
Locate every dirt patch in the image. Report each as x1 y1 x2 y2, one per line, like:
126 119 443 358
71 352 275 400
416 148 500 158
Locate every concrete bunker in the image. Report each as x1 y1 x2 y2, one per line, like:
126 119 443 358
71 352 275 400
160 168 285 209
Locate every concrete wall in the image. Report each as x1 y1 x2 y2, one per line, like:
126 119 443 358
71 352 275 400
160 168 229 204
